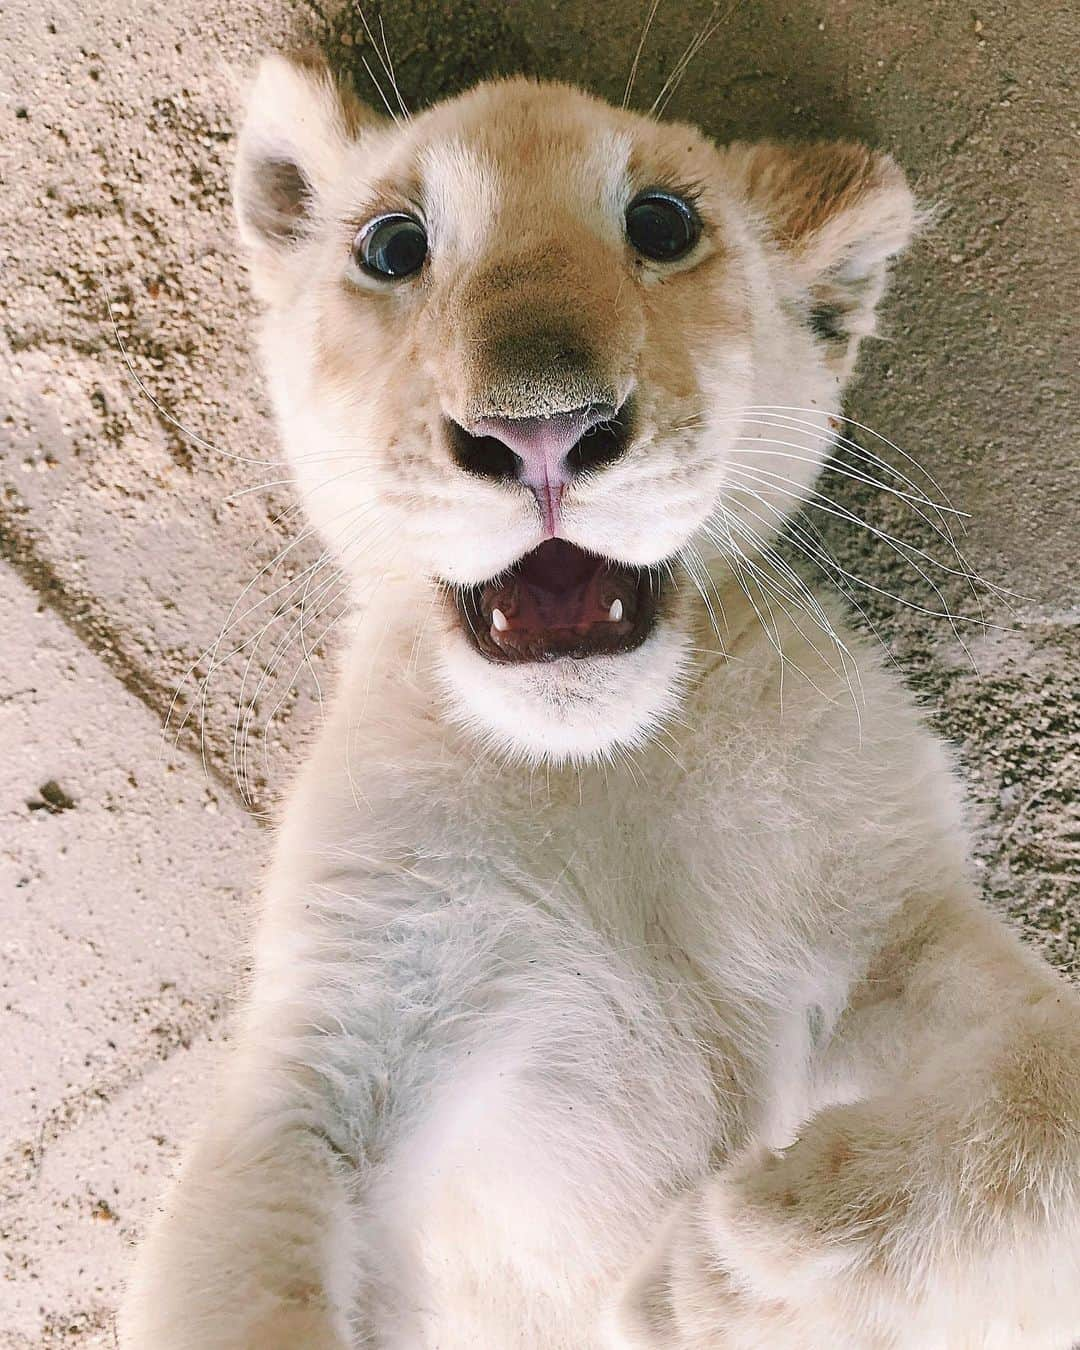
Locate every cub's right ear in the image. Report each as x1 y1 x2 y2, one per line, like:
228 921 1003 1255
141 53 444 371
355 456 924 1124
233 53 376 299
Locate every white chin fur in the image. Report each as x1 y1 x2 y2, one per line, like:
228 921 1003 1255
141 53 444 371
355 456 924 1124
436 620 691 765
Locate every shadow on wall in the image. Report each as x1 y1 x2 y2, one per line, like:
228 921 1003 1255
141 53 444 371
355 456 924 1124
318 0 876 145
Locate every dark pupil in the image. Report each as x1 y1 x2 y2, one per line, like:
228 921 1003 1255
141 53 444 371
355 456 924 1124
363 217 427 277
626 197 695 261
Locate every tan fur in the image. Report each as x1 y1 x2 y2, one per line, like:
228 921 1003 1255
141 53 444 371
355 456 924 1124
118 54 1080 1350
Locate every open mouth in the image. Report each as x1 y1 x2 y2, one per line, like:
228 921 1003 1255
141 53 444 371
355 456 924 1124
455 539 662 664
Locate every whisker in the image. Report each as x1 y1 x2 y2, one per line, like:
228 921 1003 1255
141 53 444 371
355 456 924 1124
651 1 737 118
721 524 857 721
359 53 398 122
726 411 968 532
257 603 350 781
165 496 386 746
354 4 410 121
623 0 663 109
678 543 727 649
727 461 998 601
378 12 410 120
735 404 976 540
720 482 903 675
168 549 331 744
103 279 285 469
163 524 328 753
729 436 966 548
705 509 865 721
233 566 351 796
707 512 857 672
234 524 396 794
723 463 1000 668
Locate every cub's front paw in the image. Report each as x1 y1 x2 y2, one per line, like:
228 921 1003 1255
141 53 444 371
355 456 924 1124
608 1154 875 1350
607 1192 792 1350
246 1304 352 1350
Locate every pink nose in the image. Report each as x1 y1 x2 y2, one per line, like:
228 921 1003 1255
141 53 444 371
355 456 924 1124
471 404 616 535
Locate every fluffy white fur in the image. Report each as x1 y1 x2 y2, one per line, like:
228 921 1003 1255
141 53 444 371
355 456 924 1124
118 56 1080 1350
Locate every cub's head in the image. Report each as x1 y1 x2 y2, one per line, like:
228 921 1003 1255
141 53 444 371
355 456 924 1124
234 54 915 763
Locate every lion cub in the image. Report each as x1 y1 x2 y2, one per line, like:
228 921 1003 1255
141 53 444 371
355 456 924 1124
119 54 1080 1350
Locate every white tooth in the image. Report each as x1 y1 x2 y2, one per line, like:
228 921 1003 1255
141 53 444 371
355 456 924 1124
608 598 624 623
491 607 509 632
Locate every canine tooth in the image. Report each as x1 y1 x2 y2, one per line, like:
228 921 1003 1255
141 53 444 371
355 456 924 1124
491 607 509 632
608 598 624 622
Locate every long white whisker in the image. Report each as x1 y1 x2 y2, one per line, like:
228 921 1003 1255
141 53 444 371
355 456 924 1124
679 544 726 649
164 495 388 756
354 5 410 121
724 411 968 532
729 420 965 524
726 461 1000 611
729 436 967 549
651 2 736 118
705 513 857 674
168 549 332 750
233 565 352 796
103 280 285 469
234 524 397 795
710 517 793 709
720 482 903 673
377 12 410 120
723 463 989 667
163 523 329 759
734 403 974 536
624 0 663 109
705 509 865 721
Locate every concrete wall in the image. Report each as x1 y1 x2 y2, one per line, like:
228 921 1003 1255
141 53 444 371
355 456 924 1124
1 0 1076 1342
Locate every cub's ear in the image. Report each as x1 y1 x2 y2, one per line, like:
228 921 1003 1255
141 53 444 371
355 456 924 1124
233 53 377 298
723 141 918 378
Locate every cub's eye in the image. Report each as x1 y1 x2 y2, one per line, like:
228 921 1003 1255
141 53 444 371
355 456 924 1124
353 213 428 279
625 191 700 263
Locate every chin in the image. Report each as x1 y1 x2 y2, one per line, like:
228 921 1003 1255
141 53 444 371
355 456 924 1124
434 539 692 764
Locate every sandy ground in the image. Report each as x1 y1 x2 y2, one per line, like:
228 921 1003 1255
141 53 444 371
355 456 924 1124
1 0 1077 1343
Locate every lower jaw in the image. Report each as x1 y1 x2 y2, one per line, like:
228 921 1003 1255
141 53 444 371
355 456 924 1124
436 614 692 767
454 616 660 666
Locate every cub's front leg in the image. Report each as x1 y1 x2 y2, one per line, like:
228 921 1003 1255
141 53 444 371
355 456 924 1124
612 893 1080 1349
117 1095 361 1350
118 876 471 1349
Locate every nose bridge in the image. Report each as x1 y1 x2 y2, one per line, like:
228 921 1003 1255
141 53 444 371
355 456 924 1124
483 324 608 418
452 224 632 421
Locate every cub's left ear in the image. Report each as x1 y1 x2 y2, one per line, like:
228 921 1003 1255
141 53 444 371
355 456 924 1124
233 52 378 300
723 141 919 378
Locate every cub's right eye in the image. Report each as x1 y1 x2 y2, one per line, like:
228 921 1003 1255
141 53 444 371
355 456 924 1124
353 214 428 280
625 191 700 263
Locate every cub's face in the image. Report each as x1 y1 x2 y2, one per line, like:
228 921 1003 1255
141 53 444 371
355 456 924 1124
235 55 914 763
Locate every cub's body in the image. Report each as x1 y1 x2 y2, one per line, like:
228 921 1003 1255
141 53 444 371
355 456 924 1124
134 593 1021 1349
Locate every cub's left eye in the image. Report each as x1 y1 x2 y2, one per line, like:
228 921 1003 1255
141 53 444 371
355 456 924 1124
353 213 428 279
625 191 700 263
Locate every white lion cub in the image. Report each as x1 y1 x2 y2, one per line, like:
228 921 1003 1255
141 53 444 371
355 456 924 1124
119 53 1080 1350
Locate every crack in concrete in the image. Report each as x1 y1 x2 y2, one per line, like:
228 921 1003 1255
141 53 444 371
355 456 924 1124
0 992 230 1198
0 508 254 816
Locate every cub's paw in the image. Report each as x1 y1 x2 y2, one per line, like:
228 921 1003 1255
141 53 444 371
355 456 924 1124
607 1193 798 1350
607 1150 877 1350
246 1303 352 1350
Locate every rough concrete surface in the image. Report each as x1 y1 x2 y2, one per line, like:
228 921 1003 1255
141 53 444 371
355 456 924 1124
1 0 1077 1342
